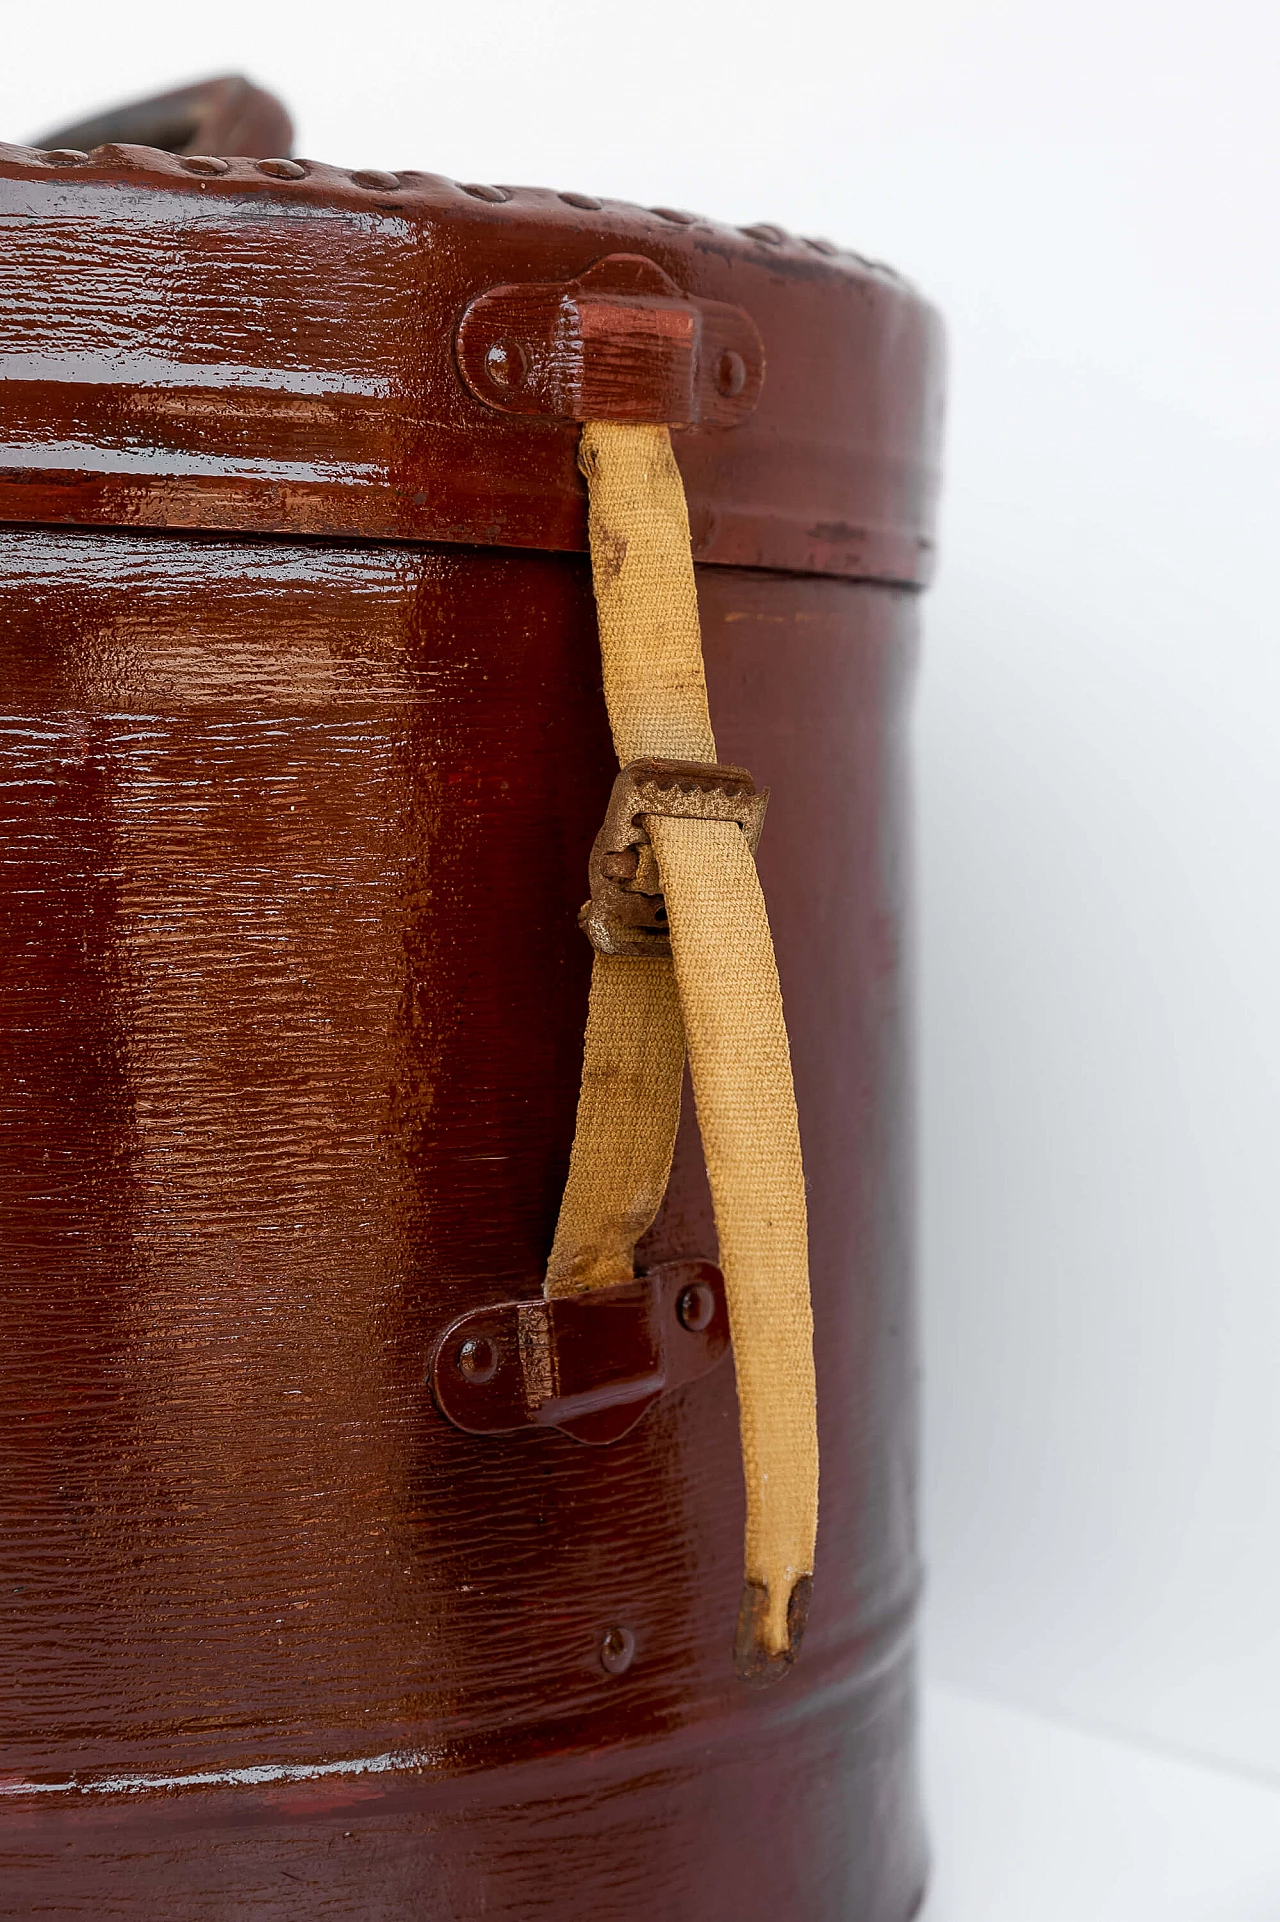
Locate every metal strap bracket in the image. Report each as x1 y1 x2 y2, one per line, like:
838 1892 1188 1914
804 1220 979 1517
454 253 765 428
431 1259 729 1445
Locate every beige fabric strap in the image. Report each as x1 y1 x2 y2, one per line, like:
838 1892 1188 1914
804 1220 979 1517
544 952 684 1292
546 421 818 1674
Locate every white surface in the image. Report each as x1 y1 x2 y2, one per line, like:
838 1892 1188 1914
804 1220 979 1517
920 1687 1280 1922
907 3 1280 1779
1 0 1277 1815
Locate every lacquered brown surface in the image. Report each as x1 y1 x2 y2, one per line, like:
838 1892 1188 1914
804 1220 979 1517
0 535 924 1916
0 148 943 584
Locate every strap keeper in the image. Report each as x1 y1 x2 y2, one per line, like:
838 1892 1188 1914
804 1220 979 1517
579 757 769 957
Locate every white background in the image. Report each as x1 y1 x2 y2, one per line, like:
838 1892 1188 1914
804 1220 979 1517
3 1 1280 1909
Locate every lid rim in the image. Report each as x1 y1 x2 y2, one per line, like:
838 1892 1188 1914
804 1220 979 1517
0 152 944 585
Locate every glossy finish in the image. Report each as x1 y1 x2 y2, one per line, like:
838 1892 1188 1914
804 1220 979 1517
0 148 942 583
0 536 923 1915
0 152 938 1917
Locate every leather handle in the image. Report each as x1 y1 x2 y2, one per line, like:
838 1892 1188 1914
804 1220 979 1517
33 75 292 161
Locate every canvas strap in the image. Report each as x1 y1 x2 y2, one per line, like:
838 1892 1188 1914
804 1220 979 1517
546 421 818 1677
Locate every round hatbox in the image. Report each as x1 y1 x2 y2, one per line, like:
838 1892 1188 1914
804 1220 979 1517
0 128 942 1920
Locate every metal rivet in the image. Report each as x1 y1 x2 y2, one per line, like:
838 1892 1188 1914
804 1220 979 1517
600 1626 636 1676
42 149 88 165
460 182 510 203
559 191 603 210
352 169 401 191
741 221 786 245
484 338 528 391
651 205 696 225
677 1282 716 1333
716 350 747 398
183 156 231 177
803 236 839 256
257 158 307 180
457 1336 498 1384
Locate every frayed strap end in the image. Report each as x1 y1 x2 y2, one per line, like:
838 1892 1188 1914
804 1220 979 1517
733 1574 813 1686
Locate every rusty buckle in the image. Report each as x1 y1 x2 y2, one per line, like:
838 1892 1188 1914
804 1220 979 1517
579 758 769 958
431 1260 729 1445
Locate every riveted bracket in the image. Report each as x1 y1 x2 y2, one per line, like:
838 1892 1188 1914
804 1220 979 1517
454 254 765 427
431 1260 729 1445
580 757 769 958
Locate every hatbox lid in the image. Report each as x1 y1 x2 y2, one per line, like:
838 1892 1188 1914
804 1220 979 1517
0 144 943 584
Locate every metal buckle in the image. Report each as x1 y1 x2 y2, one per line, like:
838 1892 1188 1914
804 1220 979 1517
430 1259 729 1445
579 758 769 958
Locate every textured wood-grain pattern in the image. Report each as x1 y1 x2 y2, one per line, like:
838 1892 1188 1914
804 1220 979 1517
0 531 924 1916
0 149 943 585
